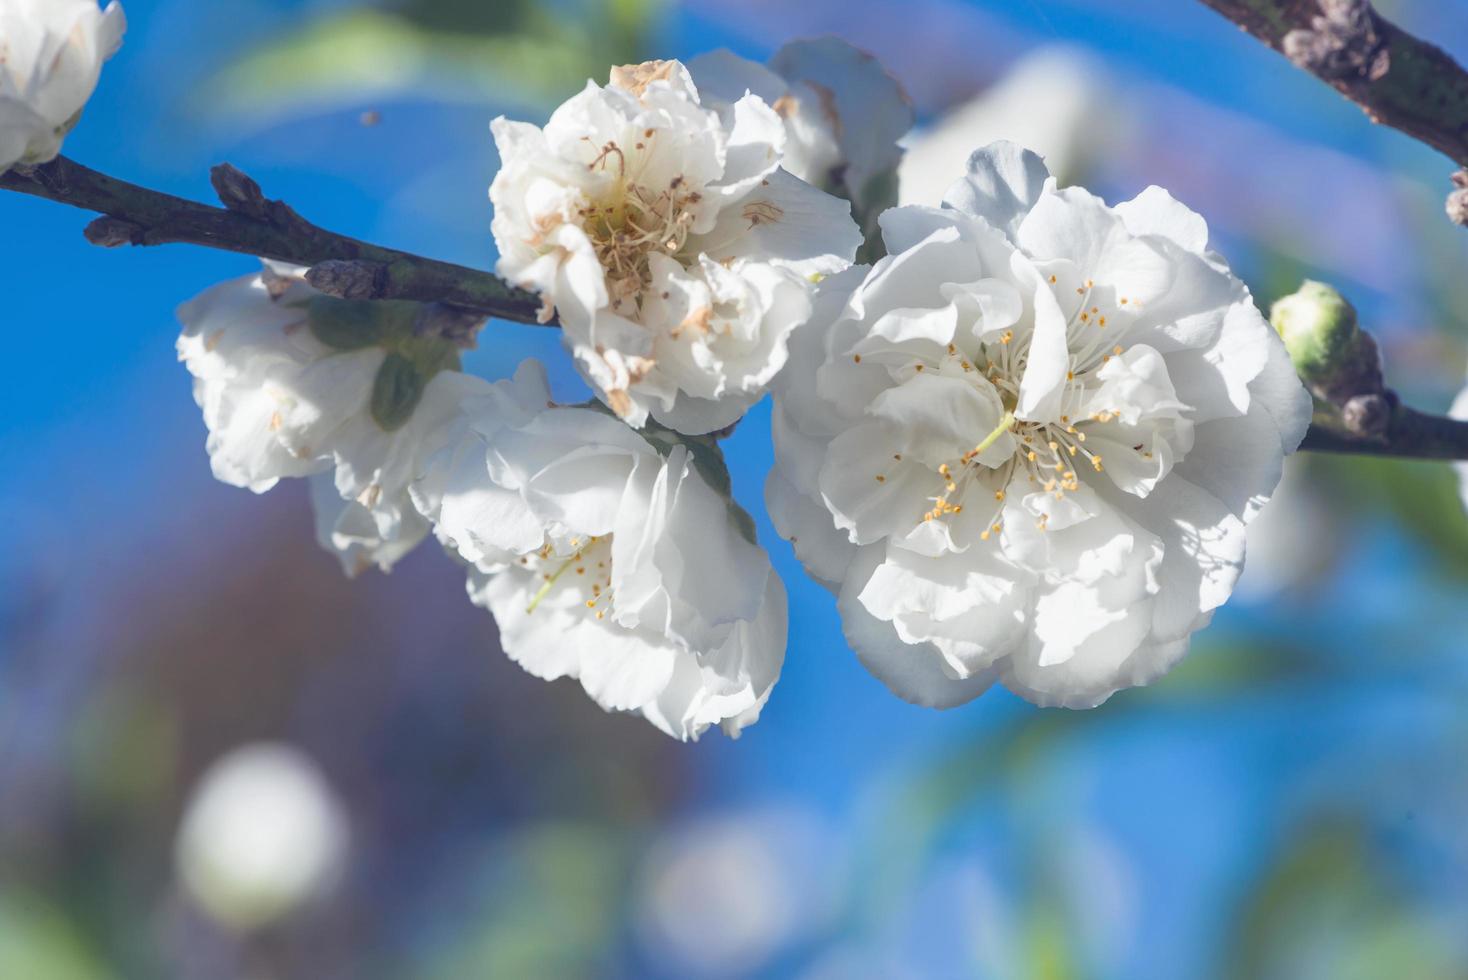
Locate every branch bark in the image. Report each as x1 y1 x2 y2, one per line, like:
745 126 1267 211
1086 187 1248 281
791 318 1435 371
1197 0 1468 167
1300 404 1468 459
0 156 546 325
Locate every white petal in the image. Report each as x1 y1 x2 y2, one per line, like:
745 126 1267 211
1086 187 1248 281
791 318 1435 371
1114 185 1210 255
942 141 1052 238
309 473 428 577
687 49 788 107
1455 380 1468 517
688 168 862 278
858 544 1029 679
837 547 997 708
765 466 853 591
1102 475 1246 642
768 37 914 205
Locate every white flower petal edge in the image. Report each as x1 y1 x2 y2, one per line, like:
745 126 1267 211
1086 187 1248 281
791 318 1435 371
0 0 125 171
413 377 787 740
690 38 914 216
490 59 861 435
177 263 481 576
769 141 1311 709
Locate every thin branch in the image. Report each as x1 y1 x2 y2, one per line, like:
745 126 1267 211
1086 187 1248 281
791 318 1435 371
1302 405 1468 460
0 156 546 325
1197 0 1468 168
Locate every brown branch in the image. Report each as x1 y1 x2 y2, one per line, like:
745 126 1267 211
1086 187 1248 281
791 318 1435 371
1301 404 1468 459
0 156 547 325
1197 0 1468 169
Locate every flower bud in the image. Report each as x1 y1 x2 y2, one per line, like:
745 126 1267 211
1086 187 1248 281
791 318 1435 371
1270 280 1381 405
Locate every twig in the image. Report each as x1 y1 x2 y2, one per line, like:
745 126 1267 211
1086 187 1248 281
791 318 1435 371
1196 1 1468 169
1301 404 1468 459
0 156 546 324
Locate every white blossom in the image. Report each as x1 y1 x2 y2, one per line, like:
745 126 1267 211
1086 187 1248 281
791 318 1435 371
898 46 1127 207
490 58 861 435
1453 369 1468 516
690 37 913 221
412 366 786 740
175 743 348 931
0 0 125 172
769 142 1311 709
177 263 477 575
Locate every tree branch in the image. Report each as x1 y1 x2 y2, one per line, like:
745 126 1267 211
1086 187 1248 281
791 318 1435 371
1197 0 1468 168
0 156 546 325
1301 404 1468 459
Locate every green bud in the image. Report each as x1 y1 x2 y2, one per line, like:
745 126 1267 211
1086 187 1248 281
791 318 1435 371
370 352 426 432
1269 280 1362 385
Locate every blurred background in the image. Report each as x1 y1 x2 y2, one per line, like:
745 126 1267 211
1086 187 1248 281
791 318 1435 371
2 1 1467 977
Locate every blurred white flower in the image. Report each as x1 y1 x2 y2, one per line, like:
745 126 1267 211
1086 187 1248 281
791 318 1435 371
177 263 477 575
0 0 125 172
634 807 839 977
1235 456 1334 600
1453 371 1468 516
175 743 348 932
412 366 786 740
898 46 1128 207
490 59 861 434
690 38 913 223
770 142 1311 709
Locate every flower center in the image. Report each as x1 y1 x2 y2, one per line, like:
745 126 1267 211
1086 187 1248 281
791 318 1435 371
892 278 1154 541
520 534 615 620
577 135 703 316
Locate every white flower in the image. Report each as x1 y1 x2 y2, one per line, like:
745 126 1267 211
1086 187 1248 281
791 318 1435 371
175 743 348 931
769 142 1311 709
412 368 786 740
490 58 861 434
0 0 125 172
1454 369 1468 516
177 263 478 575
898 46 1128 207
690 38 913 223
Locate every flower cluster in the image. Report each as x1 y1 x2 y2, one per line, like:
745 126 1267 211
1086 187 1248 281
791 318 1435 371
178 263 784 739
0 0 125 172
769 142 1311 708
490 56 864 434
159 38 1313 736
178 263 470 576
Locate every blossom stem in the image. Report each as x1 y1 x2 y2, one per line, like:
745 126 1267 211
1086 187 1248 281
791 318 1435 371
0 156 548 325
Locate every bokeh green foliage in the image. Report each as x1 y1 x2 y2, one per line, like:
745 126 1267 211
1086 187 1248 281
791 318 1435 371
204 0 667 117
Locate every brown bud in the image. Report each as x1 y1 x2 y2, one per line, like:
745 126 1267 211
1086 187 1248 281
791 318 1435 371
1341 392 1391 438
306 260 387 301
1448 171 1468 226
210 163 267 218
83 215 144 248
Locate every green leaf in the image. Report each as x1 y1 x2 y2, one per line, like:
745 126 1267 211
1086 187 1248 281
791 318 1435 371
853 167 899 265
371 352 427 431
0 891 116 980
307 295 391 350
